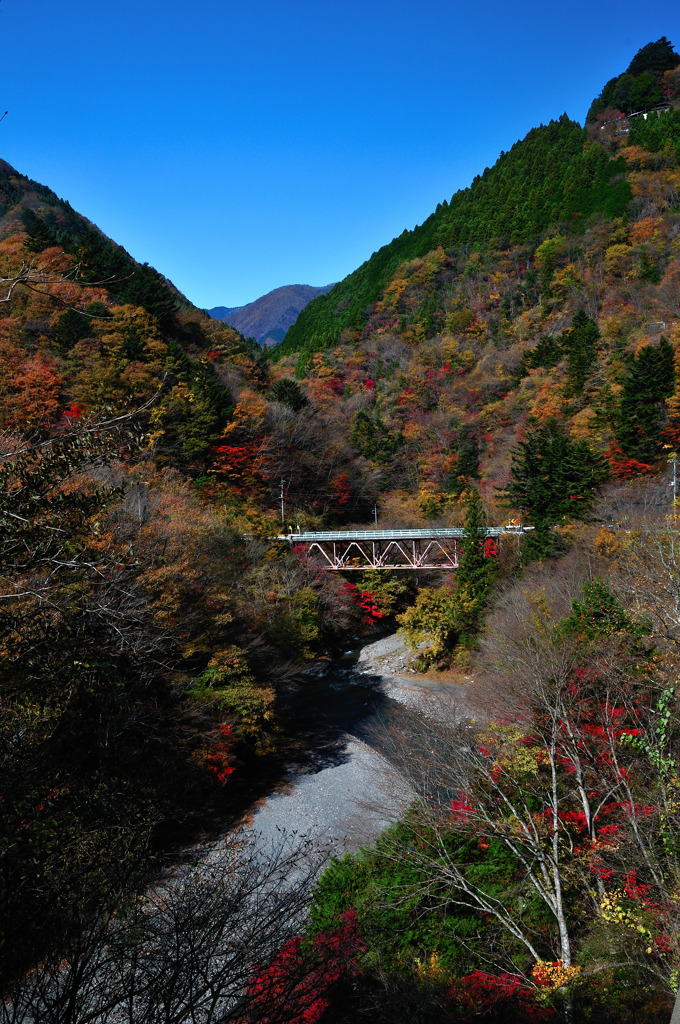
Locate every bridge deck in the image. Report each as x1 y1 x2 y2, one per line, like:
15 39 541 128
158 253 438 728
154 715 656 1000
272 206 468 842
276 526 525 542
273 525 530 570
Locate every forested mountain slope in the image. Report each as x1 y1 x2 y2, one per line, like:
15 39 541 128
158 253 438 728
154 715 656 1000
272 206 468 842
269 37 680 542
0 159 199 327
280 36 679 358
0 159 364 983
207 302 243 320
279 118 632 354
264 37 680 1021
587 33 680 120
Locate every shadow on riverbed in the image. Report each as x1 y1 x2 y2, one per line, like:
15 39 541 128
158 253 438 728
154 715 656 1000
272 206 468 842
159 634 474 871
157 660 393 856
158 632 473 867
273 665 390 778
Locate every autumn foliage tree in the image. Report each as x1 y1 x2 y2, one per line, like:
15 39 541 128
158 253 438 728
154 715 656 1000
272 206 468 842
0 423 250 983
345 578 680 1020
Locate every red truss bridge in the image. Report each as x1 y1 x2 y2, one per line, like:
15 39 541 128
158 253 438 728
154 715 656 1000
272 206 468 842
277 526 531 571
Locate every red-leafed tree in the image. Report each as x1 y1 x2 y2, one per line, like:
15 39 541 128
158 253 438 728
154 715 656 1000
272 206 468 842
447 969 553 1022
201 722 236 784
605 444 655 480
211 441 264 495
377 578 680 1000
245 909 364 1024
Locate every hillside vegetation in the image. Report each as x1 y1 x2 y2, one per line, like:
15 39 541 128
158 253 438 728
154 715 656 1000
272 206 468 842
279 36 678 358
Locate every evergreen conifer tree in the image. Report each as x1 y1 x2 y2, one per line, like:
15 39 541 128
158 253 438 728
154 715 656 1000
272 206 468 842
54 309 94 351
617 340 675 461
457 427 480 481
515 334 563 382
448 426 480 494
638 246 661 283
504 419 608 557
351 410 402 463
269 378 308 412
123 325 144 361
53 302 111 352
165 357 234 459
164 338 192 381
190 358 233 419
454 487 494 642
564 309 599 393
627 36 680 78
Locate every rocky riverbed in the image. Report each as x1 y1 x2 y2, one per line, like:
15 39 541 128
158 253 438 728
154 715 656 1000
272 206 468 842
41 636 471 1024
230 632 471 859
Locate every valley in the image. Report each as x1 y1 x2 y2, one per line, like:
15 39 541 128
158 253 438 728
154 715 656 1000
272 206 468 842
2 31 680 1024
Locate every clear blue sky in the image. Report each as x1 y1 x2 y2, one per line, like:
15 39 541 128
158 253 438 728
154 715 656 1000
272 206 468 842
2 1 678 309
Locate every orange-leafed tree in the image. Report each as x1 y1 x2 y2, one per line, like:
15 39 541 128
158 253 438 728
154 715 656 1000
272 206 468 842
1 354 62 427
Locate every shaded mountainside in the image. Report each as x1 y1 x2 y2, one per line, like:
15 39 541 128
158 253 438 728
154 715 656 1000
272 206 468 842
0 159 201 327
208 282 333 345
0 150 421 987
207 303 244 321
0 157 326 979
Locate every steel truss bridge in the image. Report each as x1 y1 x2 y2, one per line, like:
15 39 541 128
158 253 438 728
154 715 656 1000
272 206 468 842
277 526 531 571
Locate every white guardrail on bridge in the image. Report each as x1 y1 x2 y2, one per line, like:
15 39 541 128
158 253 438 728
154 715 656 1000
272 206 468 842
275 526 531 542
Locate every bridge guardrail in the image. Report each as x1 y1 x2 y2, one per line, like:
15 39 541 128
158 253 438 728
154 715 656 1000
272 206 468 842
275 526 532 543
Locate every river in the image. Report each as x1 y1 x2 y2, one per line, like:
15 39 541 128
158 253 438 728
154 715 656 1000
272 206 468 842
5 635 472 1024
207 632 471 862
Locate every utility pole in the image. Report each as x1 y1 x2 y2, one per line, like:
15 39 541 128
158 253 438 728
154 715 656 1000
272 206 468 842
669 452 677 506
280 478 285 526
373 504 378 527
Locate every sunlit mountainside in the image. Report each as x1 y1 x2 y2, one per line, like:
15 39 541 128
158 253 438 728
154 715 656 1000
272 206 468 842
270 37 680 525
281 35 679 360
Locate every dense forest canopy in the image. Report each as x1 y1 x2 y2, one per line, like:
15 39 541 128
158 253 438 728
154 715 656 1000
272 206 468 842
587 36 680 122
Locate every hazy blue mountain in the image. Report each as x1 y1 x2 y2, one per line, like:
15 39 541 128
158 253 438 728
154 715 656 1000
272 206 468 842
206 304 243 321
207 283 333 345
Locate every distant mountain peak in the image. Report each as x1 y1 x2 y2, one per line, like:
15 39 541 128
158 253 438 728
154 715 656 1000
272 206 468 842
207 283 334 345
